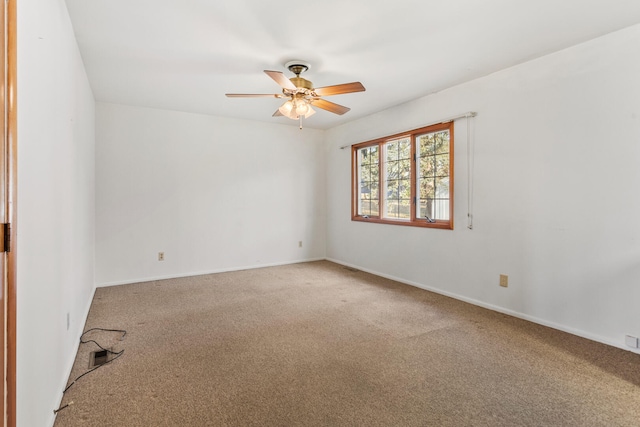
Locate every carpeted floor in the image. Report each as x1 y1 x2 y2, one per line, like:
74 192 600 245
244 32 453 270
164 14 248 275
54 261 640 426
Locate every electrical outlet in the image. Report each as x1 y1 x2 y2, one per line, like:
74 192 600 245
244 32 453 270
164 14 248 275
66 312 70 331
298 241 302 248
499 274 508 288
158 252 165 261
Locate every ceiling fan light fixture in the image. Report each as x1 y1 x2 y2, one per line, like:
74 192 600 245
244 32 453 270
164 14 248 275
279 97 315 120
226 62 365 126
279 100 293 113
295 101 310 116
278 100 295 117
305 105 316 118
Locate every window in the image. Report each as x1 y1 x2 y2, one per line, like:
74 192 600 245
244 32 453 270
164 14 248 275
352 122 453 229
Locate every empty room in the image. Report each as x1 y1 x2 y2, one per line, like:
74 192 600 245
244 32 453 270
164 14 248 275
14 0 640 426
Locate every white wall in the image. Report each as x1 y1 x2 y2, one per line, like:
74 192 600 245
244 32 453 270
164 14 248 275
95 103 326 285
15 11 639 426
17 0 96 426
325 24 640 353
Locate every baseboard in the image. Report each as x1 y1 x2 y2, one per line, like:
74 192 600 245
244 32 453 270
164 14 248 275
50 254 638 427
99 255 639 354
325 257 640 355
50 285 97 427
96 257 326 288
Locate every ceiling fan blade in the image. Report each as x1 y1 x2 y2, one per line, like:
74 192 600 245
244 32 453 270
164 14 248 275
311 98 351 115
264 70 297 90
313 82 365 97
225 93 283 98
272 109 283 117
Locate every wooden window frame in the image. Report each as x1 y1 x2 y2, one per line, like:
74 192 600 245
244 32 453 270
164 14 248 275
351 121 454 230
2 0 17 425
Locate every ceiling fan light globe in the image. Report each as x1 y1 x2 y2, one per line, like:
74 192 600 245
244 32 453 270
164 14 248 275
278 100 294 116
295 102 309 116
304 106 316 118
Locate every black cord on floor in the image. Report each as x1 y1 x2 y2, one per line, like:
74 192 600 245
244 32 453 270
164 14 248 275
62 349 125 393
59 328 127 397
81 327 127 343
80 327 127 355
53 401 73 414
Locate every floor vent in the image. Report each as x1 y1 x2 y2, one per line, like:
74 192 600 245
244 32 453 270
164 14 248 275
89 349 111 368
344 266 359 272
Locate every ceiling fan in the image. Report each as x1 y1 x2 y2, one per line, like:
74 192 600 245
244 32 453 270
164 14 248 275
225 60 365 128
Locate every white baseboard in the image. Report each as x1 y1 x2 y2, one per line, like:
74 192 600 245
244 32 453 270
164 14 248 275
325 257 640 355
50 285 97 427
96 257 326 288
47 255 637 427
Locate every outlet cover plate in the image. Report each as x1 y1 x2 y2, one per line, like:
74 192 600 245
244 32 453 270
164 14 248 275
499 274 508 288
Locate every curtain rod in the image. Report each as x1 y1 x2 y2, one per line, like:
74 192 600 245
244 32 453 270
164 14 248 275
339 111 477 149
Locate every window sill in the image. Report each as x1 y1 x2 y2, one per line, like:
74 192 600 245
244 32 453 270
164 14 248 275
351 216 453 230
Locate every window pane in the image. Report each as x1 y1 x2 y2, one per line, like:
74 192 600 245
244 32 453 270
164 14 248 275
416 129 450 221
370 181 379 199
370 163 379 180
419 156 435 177
398 199 411 219
418 200 430 219
418 130 449 157
436 132 449 154
384 138 412 220
419 199 450 220
419 178 435 199
399 179 410 199
419 134 435 155
433 198 450 220
386 201 397 218
357 146 379 216
386 179 399 199
399 158 410 179
387 161 399 180
398 138 411 159
360 201 371 216
433 131 448 153
370 200 379 216
386 140 398 161
435 154 449 177
435 176 449 199
386 199 411 219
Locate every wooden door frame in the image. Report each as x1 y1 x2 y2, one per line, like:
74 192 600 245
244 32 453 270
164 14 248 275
5 0 17 425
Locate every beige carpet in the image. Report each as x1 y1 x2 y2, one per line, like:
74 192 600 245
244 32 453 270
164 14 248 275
54 261 640 426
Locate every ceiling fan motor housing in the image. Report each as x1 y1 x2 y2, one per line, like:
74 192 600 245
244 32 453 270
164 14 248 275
290 77 313 90
285 61 313 90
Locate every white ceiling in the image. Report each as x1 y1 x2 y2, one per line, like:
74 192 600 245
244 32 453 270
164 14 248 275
64 0 640 130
